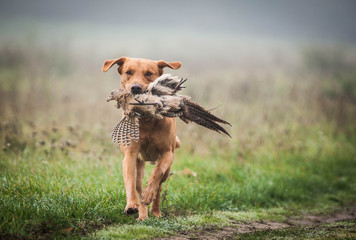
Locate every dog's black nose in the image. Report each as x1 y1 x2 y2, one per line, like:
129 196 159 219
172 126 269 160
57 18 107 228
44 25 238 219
131 84 142 94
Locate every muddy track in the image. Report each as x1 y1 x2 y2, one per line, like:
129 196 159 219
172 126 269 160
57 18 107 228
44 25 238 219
157 205 356 240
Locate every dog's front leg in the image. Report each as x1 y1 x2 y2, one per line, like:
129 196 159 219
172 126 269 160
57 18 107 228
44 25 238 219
122 150 139 215
136 158 148 220
142 151 174 207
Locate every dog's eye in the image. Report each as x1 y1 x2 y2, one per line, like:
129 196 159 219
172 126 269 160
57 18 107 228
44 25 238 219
126 70 133 75
145 71 153 77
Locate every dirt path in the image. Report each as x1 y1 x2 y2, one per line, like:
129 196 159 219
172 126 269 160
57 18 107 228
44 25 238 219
158 205 356 240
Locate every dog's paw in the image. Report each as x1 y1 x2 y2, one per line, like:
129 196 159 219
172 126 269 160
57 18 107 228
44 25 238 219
124 203 139 215
150 208 161 218
137 215 148 221
142 184 159 205
137 204 148 220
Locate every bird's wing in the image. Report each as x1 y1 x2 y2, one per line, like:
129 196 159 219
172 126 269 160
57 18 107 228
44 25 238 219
111 116 140 146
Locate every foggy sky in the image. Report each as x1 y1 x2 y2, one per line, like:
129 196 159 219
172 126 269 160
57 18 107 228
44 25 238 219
1 0 356 44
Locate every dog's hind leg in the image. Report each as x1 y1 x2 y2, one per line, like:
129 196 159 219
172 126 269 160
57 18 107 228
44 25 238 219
150 167 171 218
142 151 174 206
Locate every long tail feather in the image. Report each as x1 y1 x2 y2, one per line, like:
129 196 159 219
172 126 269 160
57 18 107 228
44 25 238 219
182 114 231 137
183 99 232 126
181 99 231 137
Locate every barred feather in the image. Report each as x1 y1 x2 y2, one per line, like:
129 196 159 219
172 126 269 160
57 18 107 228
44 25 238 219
111 116 140 147
122 117 130 146
130 118 140 142
111 117 126 144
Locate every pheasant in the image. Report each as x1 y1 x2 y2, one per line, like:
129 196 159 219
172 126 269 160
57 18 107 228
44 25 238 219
107 74 231 146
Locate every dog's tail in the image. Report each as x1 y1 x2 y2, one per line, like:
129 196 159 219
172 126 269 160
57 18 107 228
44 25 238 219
175 136 181 148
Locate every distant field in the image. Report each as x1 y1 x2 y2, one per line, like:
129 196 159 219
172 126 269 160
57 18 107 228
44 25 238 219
1 39 356 239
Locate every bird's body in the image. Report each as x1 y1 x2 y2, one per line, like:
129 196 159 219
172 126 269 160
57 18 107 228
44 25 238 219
107 74 231 146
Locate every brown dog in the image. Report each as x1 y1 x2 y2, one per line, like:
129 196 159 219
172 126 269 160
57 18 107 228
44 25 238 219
102 57 181 220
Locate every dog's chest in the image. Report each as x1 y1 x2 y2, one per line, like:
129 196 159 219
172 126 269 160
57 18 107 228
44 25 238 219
138 139 162 163
136 117 174 163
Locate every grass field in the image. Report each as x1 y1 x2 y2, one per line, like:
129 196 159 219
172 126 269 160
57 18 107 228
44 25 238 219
1 39 356 239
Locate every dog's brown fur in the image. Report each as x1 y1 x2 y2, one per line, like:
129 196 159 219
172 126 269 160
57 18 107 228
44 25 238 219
102 57 181 220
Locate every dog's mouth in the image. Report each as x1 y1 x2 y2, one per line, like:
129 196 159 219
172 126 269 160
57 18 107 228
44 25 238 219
133 90 142 95
133 88 149 95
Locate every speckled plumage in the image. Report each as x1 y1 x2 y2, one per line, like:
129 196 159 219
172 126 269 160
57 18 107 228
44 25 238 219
111 116 140 146
107 74 231 146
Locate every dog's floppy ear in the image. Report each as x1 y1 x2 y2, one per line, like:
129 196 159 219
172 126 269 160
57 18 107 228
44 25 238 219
157 60 181 70
102 57 127 74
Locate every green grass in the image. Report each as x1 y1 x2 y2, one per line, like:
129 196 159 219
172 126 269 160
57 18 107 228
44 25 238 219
1 121 356 239
1 41 356 239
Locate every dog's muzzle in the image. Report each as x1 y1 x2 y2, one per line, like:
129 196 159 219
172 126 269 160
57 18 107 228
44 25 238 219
131 84 142 94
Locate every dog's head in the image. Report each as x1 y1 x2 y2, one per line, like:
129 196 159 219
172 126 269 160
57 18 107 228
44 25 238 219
102 57 181 94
